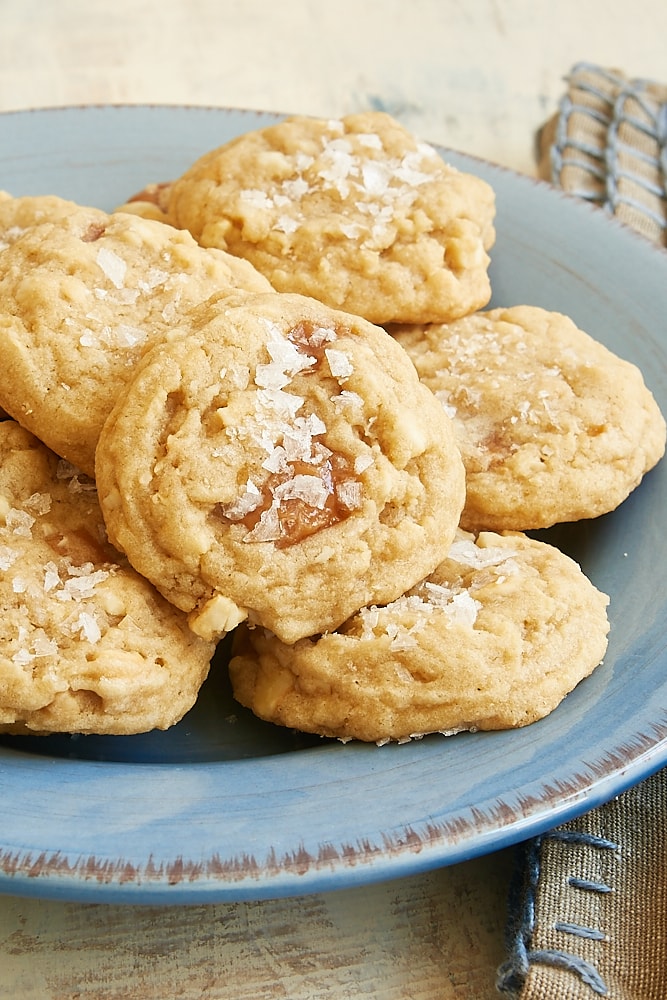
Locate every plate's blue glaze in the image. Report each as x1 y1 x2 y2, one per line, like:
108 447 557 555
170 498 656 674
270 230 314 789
0 106 665 904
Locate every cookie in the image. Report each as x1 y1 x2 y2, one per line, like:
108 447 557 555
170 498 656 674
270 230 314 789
229 529 610 743
0 199 273 475
95 291 466 644
393 305 666 530
0 421 214 735
166 111 496 325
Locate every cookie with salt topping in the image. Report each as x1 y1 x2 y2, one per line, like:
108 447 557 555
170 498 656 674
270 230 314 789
229 529 610 743
95 291 466 644
166 111 496 325
0 421 214 735
393 305 666 530
0 198 273 475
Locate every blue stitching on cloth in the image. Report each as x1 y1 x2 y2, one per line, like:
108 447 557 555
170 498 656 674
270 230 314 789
554 922 608 942
568 877 613 894
548 63 667 239
605 83 666 232
496 831 618 997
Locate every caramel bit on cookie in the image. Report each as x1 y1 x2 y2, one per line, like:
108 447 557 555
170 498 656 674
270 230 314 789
216 318 366 547
80 221 107 243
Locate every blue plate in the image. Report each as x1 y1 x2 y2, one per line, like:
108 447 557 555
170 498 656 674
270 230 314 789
0 106 665 904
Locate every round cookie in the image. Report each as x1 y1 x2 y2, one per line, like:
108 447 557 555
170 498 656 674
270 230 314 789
167 111 496 325
229 529 610 743
393 305 666 530
0 199 273 475
95 291 466 644
0 421 214 736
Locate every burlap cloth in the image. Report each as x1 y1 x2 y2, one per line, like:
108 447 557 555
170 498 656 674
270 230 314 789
497 63 667 999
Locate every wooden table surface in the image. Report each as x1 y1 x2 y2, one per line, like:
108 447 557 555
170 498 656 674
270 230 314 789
0 2 665 996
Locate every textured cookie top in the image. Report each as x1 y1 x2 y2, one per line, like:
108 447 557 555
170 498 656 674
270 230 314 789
167 112 496 324
0 191 82 249
0 421 214 735
0 198 272 474
95 291 466 644
393 305 666 530
229 529 610 743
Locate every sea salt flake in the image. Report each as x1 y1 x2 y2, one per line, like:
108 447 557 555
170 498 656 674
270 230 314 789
139 267 169 290
0 545 17 571
23 492 52 516
256 388 304 420
31 631 58 658
221 480 263 520
110 324 147 348
240 188 274 210
73 612 102 644
0 225 25 250
447 536 518 570
280 424 315 464
12 648 34 667
96 247 127 289
6 509 35 537
336 481 362 510
308 326 337 346
243 503 281 543
79 329 99 348
354 454 373 474
281 177 310 200
43 561 61 592
443 591 481 627
361 161 391 195
294 153 315 172
61 568 110 600
325 348 353 379
264 335 315 375
332 390 364 412
356 133 383 150
273 474 329 509
339 221 363 238
254 362 291 390
274 215 300 234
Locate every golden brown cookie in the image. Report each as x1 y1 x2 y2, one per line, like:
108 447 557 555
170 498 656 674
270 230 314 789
229 529 610 743
393 305 666 530
167 111 496 325
0 421 214 735
95 291 466 644
0 198 273 475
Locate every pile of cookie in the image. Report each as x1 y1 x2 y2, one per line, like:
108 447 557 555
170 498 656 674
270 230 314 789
0 112 663 742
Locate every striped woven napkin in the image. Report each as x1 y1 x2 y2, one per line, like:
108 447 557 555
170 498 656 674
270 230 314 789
497 63 667 1000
